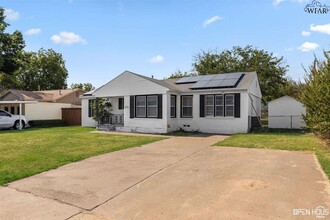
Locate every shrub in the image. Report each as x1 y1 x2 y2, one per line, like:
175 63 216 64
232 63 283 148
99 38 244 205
300 51 330 141
29 120 65 128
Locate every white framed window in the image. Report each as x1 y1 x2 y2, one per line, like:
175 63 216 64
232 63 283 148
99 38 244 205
118 97 124 110
225 94 234 117
205 95 214 116
215 95 224 117
88 99 96 117
136 96 146 117
170 95 176 118
147 95 158 117
181 95 193 118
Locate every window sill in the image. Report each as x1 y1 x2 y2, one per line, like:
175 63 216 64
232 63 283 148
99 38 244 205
204 116 235 119
134 117 161 119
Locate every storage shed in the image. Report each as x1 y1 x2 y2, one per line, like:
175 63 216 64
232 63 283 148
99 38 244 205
268 96 306 129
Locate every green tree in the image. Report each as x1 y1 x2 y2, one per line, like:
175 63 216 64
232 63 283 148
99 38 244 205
167 70 197 79
0 8 25 90
193 46 289 103
92 98 112 127
0 7 68 91
300 52 330 141
1 48 68 91
71 83 95 92
278 78 305 100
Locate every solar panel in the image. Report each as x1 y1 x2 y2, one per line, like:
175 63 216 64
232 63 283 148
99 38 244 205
175 76 203 84
190 80 209 89
226 72 243 79
204 80 224 88
213 74 228 80
175 77 192 84
175 72 245 89
219 78 239 87
199 75 216 81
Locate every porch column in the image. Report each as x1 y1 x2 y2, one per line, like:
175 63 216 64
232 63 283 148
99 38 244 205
19 102 22 130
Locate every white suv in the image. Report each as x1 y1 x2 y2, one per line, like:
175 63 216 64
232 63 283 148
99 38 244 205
0 110 27 130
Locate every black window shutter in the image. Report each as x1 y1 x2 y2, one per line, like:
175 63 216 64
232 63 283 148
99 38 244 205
171 95 177 118
174 95 177 118
180 96 183 118
88 100 91 117
234 93 241 118
200 95 205 117
157 94 163 119
130 96 135 118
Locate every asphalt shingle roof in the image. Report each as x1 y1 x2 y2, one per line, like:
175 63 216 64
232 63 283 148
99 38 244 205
130 71 256 92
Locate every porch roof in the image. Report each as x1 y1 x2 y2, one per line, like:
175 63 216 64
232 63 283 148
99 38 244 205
0 101 38 104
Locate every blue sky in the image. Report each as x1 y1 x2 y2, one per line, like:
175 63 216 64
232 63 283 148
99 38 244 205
2 0 330 87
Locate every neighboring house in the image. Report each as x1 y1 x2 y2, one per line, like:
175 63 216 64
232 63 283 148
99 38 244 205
268 96 306 129
0 89 84 121
81 71 262 134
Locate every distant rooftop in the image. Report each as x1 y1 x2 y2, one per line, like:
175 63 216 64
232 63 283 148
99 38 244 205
0 89 82 102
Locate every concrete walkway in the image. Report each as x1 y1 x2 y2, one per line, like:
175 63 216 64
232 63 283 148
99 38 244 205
1 134 330 220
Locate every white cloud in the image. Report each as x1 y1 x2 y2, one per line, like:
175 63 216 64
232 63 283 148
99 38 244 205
203 16 222 27
273 0 285 5
25 28 41 36
273 0 307 6
147 55 164 64
284 47 294 52
51 32 86 45
310 23 330 35
298 42 319 52
301 30 311 36
4 8 19 21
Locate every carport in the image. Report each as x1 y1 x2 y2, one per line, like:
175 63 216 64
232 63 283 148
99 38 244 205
0 101 37 130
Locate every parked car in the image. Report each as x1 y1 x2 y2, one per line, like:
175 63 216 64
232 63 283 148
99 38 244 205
0 110 27 130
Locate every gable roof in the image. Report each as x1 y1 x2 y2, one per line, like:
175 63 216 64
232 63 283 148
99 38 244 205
128 71 257 92
91 70 257 96
0 89 82 102
268 96 302 104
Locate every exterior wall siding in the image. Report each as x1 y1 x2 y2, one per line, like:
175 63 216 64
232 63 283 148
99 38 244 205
116 94 168 133
268 96 306 129
25 102 74 121
81 98 96 127
166 92 249 134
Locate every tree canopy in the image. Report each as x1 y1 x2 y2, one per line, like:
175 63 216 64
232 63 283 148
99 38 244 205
71 82 94 92
167 70 196 79
192 46 289 103
0 8 25 78
0 7 68 91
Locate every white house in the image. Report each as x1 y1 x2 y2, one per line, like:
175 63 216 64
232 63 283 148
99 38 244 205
0 89 83 121
268 96 306 129
81 71 262 134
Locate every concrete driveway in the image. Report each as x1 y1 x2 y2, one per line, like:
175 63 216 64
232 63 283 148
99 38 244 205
1 134 330 220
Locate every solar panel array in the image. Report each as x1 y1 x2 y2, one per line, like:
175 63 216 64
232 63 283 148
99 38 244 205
175 72 244 89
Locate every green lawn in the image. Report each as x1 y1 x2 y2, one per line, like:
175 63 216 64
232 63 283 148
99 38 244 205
214 132 330 179
0 126 165 185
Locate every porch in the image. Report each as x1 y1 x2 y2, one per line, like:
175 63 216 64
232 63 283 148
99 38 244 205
97 113 124 131
95 96 125 130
